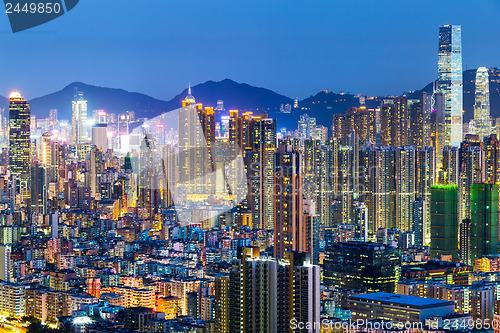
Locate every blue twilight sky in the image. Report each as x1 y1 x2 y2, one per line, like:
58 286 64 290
0 0 499 100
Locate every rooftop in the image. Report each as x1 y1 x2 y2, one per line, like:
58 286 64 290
350 292 454 309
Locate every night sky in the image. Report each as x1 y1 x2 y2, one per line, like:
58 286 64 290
0 0 499 100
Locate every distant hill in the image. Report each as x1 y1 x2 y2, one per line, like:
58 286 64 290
169 79 293 113
0 70 497 132
16 79 295 125
27 82 172 120
297 90 360 127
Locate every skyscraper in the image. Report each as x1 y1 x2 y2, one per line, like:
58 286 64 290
376 146 396 229
417 146 435 244
470 183 498 261
9 91 31 208
353 202 368 241
274 143 308 259
395 146 417 231
92 123 108 152
392 96 409 147
246 116 276 230
474 67 491 139
441 145 459 185
459 144 484 221
437 25 463 147
71 89 88 159
484 134 500 184
30 160 46 214
303 140 334 227
412 198 424 247
430 184 459 259
460 218 471 265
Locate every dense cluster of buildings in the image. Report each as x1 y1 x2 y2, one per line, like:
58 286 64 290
0 24 498 333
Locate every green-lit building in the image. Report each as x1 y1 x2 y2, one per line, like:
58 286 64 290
430 184 459 259
323 241 401 293
470 183 499 260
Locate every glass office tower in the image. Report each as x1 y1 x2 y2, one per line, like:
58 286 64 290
474 67 491 139
9 91 31 208
437 25 463 147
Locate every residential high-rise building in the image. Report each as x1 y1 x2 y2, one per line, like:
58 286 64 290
343 107 377 144
216 247 320 333
359 145 377 235
30 160 46 214
336 131 360 224
432 91 446 168
41 132 59 183
332 114 346 145
274 143 307 259
421 92 434 147
323 242 401 293
417 146 435 243
470 183 498 261
430 184 459 259
214 276 229 333
246 116 276 229
380 97 409 147
9 91 31 208
353 202 368 241
0 282 25 318
284 251 320 332
392 96 409 147
178 90 216 197
376 146 396 229
412 198 425 247
441 146 459 185
474 67 491 139
297 114 317 140
460 218 471 265
409 99 424 147
303 140 334 227
483 134 500 184
437 25 463 147
395 146 417 231
0 245 12 282
459 144 484 221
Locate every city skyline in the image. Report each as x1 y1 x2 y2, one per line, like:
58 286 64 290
0 0 498 100
2 2 500 332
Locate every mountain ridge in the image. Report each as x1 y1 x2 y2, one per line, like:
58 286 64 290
0 70 497 131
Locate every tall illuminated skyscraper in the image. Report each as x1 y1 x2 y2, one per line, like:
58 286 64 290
474 67 491 139
9 91 31 208
274 143 311 259
417 146 435 244
437 25 463 147
395 146 417 231
72 89 88 159
247 116 276 230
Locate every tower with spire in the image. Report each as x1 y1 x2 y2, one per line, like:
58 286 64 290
182 82 196 107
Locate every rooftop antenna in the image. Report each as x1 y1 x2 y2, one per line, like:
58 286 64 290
188 82 191 95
